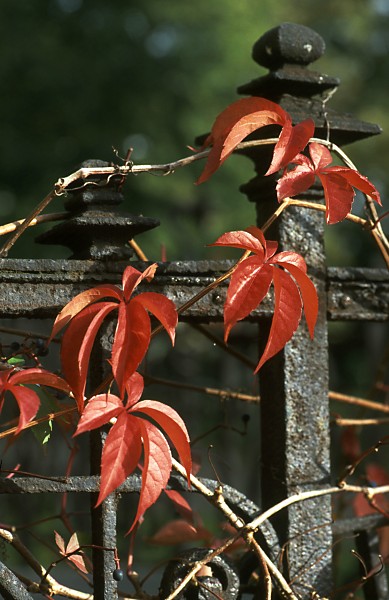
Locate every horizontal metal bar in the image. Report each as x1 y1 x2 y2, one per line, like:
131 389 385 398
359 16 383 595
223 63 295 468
0 260 387 321
0 474 280 560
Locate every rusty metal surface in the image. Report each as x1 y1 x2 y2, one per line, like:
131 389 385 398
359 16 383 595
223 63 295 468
0 259 387 322
0 561 34 600
235 21 384 599
327 267 389 321
1 21 388 600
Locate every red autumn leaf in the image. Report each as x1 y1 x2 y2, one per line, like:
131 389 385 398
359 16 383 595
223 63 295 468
0 368 72 435
54 531 88 574
265 117 315 175
148 519 210 546
340 427 361 464
49 286 122 342
51 264 177 407
110 300 151 399
74 393 123 435
277 142 381 224
164 489 194 523
353 463 389 517
255 267 302 371
134 400 192 471
98 412 143 505
61 302 117 412
210 227 318 371
196 97 313 184
130 420 172 532
74 373 191 532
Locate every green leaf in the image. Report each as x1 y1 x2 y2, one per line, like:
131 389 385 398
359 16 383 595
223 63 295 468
7 355 25 366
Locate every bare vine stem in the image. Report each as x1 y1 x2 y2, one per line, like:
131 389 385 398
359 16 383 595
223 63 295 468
1 135 387 261
0 528 93 600
170 455 389 600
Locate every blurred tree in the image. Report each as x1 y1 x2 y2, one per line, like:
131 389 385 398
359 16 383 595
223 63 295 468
0 0 387 261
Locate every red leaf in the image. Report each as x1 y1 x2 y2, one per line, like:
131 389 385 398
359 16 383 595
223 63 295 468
164 489 194 523
276 164 316 201
9 387 41 434
125 372 145 408
54 264 176 402
61 302 117 410
97 412 142 505
67 553 88 574
223 257 273 341
123 263 158 301
201 97 287 150
354 464 389 517
277 142 381 224
210 227 318 370
266 118 315 175
55 531 88 574
319 172 355 224
74 393 123 436
272 255 318 338
148 519 205 545
210 229 266 257
135 292 178 345
65 532 81 554
132 400 192 482
255 267 302 372
54 531 66 554
49 285 121 342
196 98 287 184
111 301 151 398
0 368 73 435
10 368 72 394
128 420 172 532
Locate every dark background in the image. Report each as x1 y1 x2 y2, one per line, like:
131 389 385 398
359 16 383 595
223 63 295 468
0 0 388 594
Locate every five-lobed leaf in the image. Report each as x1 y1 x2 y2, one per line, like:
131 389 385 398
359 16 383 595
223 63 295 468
51 264 178 408
0 368 72 435
54 531 88 574
73 372 191 532
211 227 319 371
277 142 382 224
196 97 314 184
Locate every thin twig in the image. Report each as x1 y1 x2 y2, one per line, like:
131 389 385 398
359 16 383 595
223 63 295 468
0 190 57 257
0 528 92 599
129 238 149 261
0 212 68 238
0 406 76 440
144 373 259 403
190 323 257 369
1 134 387 261
333 417 389 426
0 325 61 343
245 482 389 534
329 391 389 414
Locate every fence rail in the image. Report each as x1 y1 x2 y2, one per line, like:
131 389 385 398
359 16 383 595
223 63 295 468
1 21 388 600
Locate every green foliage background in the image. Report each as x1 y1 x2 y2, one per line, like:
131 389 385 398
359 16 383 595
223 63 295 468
0 1 388 591
0 0 387 263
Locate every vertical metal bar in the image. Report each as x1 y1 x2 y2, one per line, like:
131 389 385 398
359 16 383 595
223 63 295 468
0 560 33 599
356 530 388 600
259 204 332 598
89 321 119 600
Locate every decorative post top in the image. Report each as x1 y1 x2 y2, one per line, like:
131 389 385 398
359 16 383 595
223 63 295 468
237 21 381 146
36 159 159 260
252 22 325 70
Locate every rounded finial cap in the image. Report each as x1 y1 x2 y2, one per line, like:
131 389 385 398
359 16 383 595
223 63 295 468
252 23 326 70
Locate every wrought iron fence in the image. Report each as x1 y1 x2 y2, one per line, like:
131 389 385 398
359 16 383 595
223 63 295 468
0 22 388 600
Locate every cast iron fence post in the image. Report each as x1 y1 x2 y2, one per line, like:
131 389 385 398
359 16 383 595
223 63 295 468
38 162 159 599
0 23 388 600
236 23 381 597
